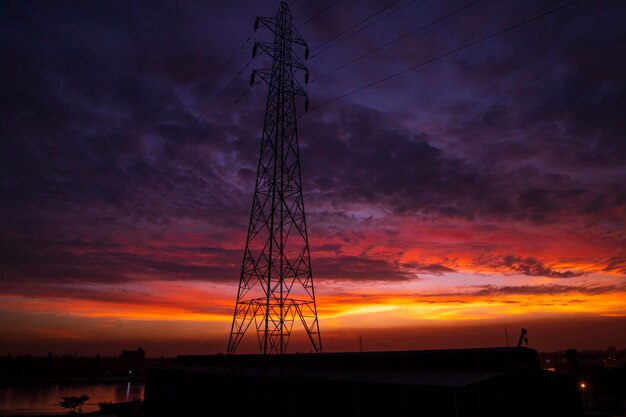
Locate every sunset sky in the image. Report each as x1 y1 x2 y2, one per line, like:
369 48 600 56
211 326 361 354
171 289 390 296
1 0 625 356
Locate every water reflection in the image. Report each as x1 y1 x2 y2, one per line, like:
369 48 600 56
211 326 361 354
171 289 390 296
0 382 144 416
115 381 143 403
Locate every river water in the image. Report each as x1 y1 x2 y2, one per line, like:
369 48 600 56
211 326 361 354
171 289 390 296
0 382 144 416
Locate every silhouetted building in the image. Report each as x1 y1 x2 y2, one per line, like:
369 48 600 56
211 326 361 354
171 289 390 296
544 348 606 374
145 347 582 417
540 348 626 414
119 347 145 367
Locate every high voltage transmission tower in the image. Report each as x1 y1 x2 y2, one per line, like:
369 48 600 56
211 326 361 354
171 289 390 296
227 2 322 355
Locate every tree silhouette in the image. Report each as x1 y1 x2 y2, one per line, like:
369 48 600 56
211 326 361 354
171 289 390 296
58 394 90 413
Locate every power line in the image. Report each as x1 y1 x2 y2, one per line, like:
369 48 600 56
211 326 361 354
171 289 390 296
144 124 262 245
311 0 417 58
5 1 326 333
311 0 581 111
310 0 408 55
112 61 254 233
6 0 583 334
297 0 342 29
31 101 265 329
122 93 262 250
312 0 481 83
5 70 257 331
3 32 256 324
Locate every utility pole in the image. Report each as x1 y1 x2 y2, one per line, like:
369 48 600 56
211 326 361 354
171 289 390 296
227 2 322 355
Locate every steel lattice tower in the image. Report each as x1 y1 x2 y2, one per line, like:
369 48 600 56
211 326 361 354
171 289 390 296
227 2 322 355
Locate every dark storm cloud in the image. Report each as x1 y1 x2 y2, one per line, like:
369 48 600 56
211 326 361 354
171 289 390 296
297 101 622 226
501 256 584 279
401 262 456 275
472 254 584 278
328 283 624 303
394 1 626 169
1 1 261 256
295 0 626 223
605 257 626 275
299 106 485 219
0 233 243 287
1 0 260 220
463 283 623 297
416 283 625 299
314 255 416 281
1 279 234 317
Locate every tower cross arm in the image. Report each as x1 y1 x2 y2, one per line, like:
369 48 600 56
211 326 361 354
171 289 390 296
250 69 273 86
254 16 277 32
253 42 276 59
291 27 309 52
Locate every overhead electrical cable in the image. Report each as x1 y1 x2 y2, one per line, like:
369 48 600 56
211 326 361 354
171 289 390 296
310 0 581 110
4 32 256 321
310 0 410 55
38 95 264 327
122 93 262 248
7 0 582 331
5 0 342 329
297 0 342 29
311 0 481 83
7 71 257 330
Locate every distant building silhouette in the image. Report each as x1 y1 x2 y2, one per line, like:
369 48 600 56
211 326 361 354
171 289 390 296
544 348 606 374
119 347 145 367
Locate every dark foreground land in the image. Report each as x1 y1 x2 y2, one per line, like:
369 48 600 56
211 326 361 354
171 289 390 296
0 353 175 386
3 347 625 417
0 354 155 417
3 400 142 417
146 347 584 417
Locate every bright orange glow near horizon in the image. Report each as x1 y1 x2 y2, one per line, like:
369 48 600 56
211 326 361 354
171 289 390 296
3 266 625 356
2 213 625 356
